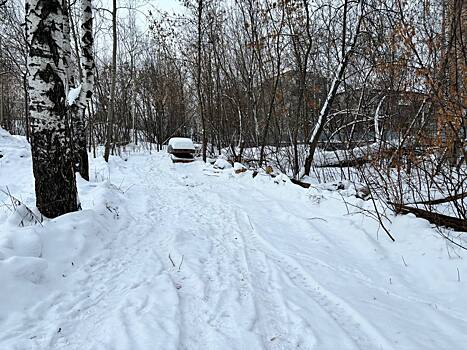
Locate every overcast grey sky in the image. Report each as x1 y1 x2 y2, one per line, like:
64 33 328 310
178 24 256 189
92 0 186 58
153 0 182 13
98 0 184 19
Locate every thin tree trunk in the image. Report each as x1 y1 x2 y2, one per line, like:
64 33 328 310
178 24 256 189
303 0 364 176
68 0 83 82
76 0 94 179
196 0 207 162
0 74 3 128
0 36 3 128
66 0 94 180
23 72 30 141
104 0 117 162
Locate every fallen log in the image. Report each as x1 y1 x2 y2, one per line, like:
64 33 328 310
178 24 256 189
408 192 467 206
392 203 467 232
315 157 369 168
290 178 311 188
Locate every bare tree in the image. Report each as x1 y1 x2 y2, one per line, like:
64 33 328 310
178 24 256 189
26 0 78 217
103 0 117 162
67 0 95 180
303 0 365 176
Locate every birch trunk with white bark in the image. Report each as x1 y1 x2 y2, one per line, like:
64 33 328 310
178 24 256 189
26 0 78 218
374 95 386 146
303 0 364 176
67 0 94 180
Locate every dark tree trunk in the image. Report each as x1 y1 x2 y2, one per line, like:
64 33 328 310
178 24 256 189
104 0 116 162
23 72 30 142
196 0 207 162
73 108 89 180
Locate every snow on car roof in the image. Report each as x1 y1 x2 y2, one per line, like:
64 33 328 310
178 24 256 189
168 137 195 150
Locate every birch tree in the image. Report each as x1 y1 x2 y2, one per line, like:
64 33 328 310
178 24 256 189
303 0 365 176
67 0 95 180
26 0 78 217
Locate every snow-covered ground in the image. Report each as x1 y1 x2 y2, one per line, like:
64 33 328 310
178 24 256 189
0 129 466 349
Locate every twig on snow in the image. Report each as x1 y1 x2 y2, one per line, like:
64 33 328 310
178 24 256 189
307 217 328 222
168 254 176 267
178 255 184 272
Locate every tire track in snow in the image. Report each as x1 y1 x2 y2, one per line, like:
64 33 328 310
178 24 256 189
241 189 467 331
140 156 386 349
136 159 232 349
140 158 299 349
184 187 318 350
233 209 395 350
1 154 398 349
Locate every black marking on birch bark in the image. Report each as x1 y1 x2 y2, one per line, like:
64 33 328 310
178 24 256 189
71 0 94 181
29 2 62 66
82 32 92 46
27 0 78 218
37 64 67 119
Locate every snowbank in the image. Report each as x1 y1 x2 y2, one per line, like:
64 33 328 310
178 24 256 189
0 129 127 334
213 158 232 169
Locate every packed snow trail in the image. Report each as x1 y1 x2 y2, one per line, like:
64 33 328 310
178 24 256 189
1 145 467 349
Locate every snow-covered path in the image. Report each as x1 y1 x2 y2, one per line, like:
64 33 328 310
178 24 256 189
1 145 467 349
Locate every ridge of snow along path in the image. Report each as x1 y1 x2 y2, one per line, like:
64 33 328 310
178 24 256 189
1 135 467 349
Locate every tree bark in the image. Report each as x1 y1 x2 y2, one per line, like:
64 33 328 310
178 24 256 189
0 72 3 128
104 0 116 162
26 0 78 218
393 204 467 232
73 0 94 180
196 0 207 162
